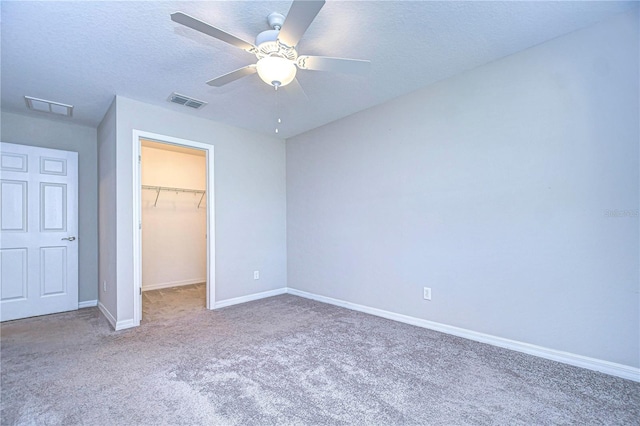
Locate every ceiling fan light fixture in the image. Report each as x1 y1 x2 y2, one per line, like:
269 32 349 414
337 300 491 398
171 3 370 91
256 56 297 87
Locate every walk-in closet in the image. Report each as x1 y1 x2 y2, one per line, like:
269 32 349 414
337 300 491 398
140 139 207 320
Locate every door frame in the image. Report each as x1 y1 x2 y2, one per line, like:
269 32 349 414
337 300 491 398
131 130 215 325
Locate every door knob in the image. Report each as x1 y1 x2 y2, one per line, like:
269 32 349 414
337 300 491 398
61 236 76 241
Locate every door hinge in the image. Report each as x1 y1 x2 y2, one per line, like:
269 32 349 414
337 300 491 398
139 222 142 230
138 155 141 163
139 287 142 295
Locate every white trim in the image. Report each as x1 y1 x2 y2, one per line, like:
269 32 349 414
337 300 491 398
132 132 142 328
98 301 135 331
286 288 640 383
213 288 287 309
115 319 136 331
98 301 116 329
78 300 97 309
132 130 215 327
142 278 206 292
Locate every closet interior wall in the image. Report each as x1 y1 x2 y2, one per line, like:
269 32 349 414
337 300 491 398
141 141 207 291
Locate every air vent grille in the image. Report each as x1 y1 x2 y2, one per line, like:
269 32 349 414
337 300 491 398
24 96 73 117
168 92 207 109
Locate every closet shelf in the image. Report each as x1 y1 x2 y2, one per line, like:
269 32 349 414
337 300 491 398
142 185 206 208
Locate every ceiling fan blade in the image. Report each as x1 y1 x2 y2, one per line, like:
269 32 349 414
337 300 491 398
171 12 257 53
277 0 325 48
285 78 309 102
297 56 371 74
206 65 257 87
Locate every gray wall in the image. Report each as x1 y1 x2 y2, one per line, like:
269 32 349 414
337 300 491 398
1 111 99 303
97 99 118 317
286 10 639 367
108 96 287 322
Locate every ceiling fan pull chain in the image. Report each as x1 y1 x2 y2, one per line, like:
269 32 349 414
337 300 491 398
275 83 281 134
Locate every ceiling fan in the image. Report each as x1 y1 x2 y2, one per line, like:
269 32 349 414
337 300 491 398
171 0 371 91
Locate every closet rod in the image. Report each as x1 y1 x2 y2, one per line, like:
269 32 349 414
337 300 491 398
142 185 206 208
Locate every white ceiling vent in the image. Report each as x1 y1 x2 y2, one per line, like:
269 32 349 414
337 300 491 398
24 96 73 117
168 92 207 109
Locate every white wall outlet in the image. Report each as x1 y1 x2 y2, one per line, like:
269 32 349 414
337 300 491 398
423 287 431 300
254 271 260 280
103 281 107 292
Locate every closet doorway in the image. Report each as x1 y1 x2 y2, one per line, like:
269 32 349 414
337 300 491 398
132 131 215 325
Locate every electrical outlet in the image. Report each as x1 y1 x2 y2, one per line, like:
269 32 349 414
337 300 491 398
254 271 260 280
103 281 107 292
423 287 431 300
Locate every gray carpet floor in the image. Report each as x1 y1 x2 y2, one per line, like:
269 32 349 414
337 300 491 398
1 283 639 425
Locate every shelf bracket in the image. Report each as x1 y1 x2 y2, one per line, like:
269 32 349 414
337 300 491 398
154 188 161 207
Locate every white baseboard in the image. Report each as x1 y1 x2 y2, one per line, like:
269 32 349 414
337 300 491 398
115 319 136 331
213 287 287 309
97 301 137 331
142 278 205 292
78 300 97 309
97 301 116 330
287 288 640 383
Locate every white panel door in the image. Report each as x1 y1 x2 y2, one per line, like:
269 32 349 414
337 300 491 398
0 142 78 321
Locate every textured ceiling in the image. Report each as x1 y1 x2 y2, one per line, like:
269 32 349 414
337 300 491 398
1 1 637 139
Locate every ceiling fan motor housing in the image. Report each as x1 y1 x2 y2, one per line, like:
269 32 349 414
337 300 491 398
255 29 298 61
255 29 280 46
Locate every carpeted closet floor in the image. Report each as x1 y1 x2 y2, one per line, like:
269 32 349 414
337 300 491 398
141 283 207 323
1 284 638 425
